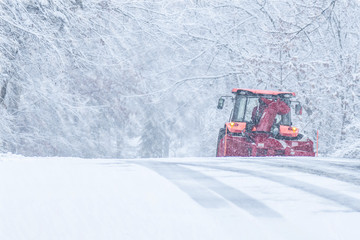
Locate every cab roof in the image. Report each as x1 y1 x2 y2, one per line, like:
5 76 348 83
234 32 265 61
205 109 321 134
232 88 296 97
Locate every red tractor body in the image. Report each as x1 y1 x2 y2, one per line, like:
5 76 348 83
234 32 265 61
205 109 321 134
216 88 315 157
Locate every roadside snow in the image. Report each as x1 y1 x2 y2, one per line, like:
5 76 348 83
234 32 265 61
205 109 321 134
1 154 360 239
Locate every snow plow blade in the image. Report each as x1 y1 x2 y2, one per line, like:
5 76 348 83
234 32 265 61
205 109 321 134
216 132 315 157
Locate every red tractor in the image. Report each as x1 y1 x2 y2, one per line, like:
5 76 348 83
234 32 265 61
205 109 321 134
216 88 315 157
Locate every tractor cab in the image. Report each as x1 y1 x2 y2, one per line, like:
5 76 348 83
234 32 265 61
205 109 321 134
216 88 315 157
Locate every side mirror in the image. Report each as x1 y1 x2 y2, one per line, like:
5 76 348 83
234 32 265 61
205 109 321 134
295 103 302 115
217 98 225 109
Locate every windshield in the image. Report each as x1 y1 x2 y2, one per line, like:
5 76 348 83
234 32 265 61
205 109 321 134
232 95 291 126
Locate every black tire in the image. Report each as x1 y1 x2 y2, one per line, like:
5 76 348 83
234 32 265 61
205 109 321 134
216 128 226 157
275 133 304 141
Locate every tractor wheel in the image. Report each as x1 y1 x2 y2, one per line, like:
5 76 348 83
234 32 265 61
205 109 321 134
216 128 226 157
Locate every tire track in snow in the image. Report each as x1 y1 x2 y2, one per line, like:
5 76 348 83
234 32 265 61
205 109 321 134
139 161 281 218
325 162 360 173
222 157 360 175
140 162 228 209
182 163 360 212
230 159 360 186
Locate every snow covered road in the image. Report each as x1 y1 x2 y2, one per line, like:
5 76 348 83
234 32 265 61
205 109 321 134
1 154 360 239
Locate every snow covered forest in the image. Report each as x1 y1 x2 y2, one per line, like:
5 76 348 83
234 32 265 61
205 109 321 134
0 0 359 158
